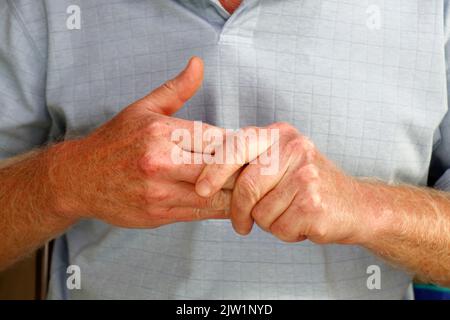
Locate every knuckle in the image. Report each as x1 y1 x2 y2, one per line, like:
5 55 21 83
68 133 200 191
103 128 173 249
138 153 169 176
303 188 322 211
200 172 222 192
236 174 260 202
302 136 315 151
163 79 177 95
286 136 313 154
305 147 317 163
271 222 297 242
145 119 167 135
311 195 322 211
209 191 228 210
295 164 320 183
145 187 170 203
284 139 304 158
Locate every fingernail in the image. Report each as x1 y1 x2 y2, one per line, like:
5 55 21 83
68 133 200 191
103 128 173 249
197 179 211 197
235 227 250 236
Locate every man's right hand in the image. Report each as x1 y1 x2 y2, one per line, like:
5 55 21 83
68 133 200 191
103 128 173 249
50 57 232 228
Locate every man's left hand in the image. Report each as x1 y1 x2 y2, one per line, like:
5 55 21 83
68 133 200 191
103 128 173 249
195 122 371 244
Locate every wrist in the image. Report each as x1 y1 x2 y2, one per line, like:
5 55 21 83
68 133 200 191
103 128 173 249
350 179 397 247
45 139 86 222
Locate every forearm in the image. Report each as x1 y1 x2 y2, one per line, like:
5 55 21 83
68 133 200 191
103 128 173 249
0 144 77 270
356 179 450 286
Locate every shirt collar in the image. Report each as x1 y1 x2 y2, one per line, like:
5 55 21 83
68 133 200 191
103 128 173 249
210 0 231 18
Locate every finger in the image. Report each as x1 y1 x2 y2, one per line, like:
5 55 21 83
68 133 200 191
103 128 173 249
166 207 230 222
195 127 275 197
167 145 205 181
138 56 204 115
151 208 230 226
168 146 232 187
170 156 238 189
229 132 306 235
169 119 226 154
250 171 299 232
230 153 290 235
260 165 318 231
142 142 236 189
223 169 240 189
166 182 232 210
269 197 310 243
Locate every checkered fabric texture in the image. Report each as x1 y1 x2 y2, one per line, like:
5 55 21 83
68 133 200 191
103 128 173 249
1 0 449 299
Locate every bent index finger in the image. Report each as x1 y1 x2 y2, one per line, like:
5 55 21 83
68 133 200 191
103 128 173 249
168 118 226 154
168 181 232 210
195 127 275 197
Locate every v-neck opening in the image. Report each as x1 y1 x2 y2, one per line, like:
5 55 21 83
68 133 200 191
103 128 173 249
218 0 260 44
220 0 250 30
170 0 258 43
209 0 232 19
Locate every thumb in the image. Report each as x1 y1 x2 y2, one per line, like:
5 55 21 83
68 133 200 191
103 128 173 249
139 56 204 116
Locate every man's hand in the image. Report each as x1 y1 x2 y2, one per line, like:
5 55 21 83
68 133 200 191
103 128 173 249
236 123 365 244
51 57 232 228
0 57 237 269
194 122 365 243
195 122 450 286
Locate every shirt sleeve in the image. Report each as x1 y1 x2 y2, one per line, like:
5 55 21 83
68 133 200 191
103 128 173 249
429 116 450 191
429 0 450 191
0 1 50 159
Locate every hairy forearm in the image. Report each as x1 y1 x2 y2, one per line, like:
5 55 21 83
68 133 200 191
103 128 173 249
356 180 450 286
0 145 77 270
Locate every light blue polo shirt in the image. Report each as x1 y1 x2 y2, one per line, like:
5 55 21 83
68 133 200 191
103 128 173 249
1 0 450 299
